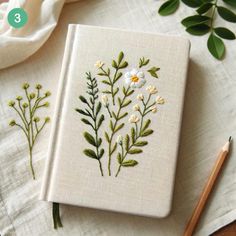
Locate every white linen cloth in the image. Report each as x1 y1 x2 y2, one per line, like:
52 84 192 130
0 0 78 70
0 0 236 235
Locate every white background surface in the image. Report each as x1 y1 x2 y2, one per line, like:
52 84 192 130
0 0 236 235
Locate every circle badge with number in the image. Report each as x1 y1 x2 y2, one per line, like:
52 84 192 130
8 8 28 29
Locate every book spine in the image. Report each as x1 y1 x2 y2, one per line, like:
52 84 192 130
39 24 77 200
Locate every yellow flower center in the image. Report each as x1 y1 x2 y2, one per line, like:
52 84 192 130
131 76 139 83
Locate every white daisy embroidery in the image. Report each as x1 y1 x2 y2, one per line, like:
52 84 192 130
125 68 146 89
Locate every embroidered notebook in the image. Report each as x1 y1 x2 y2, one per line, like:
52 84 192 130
40 24 190 218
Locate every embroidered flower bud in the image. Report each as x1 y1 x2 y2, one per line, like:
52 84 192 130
43 102 50 107
29 93 36 99
36 84 42 89
94 60 104 69
45 91 51 97
129 114 140 123
146 85 158 94
9 120 16 126
45 117 50 123
16 96 23 101
33 117 40 122
116 135 123 145
133 104 140 111
150 106 158 113
22 83 30 89
137 94 144 101
8 100 15 107
22 103 28 108
101 95 109 106
156 96 165 104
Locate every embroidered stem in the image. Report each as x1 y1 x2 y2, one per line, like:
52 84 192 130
115 93 155 177
76 72 105 176
8 84 51 179
106 85 133 176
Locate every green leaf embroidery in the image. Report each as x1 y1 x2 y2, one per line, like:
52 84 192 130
84 132 96 147
158 0 180 16
118 51 124 64
84 149 97 159
141 129 154 137
147 67 160 78
128 149 143 154
134 141 148 147
117 153 122 164
124 134 130 151
131 127 135 144
139 57 150 68
111 143 117 155
121 160 138 167
105 132 110 142
141 119 151 132
207 33 225 60
114 123 125 133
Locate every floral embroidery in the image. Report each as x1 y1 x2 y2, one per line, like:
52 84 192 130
77 51 165 177
75 72 105 176
8 83 51 179
125 68 146 88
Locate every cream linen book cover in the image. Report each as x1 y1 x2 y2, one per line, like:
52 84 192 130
40 24 190 218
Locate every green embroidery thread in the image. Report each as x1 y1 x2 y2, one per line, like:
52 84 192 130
76 72 105 176
52 202 63 229
96 51 128 105
115 86 162 177
8 83 51 179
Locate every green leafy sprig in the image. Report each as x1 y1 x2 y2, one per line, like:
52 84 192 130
139 57 160 79
8 83 51 179
97 52 128 105
158 0 236 59
104 85 134 176
76 72 105 176
115 92 158 177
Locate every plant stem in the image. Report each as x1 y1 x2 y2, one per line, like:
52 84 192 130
107 86 131 176
52 202 63 229
29 148 35 180
115 94 153 177
210 0 218 31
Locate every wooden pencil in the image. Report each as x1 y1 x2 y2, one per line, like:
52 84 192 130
183 136 232 236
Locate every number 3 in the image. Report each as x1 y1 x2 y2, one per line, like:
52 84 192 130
14 13 21 23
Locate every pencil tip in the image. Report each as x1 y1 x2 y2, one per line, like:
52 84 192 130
229 136 232 142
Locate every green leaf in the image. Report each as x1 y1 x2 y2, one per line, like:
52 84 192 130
127 90 134 96
97 114 105 128
118 97 122 106
141 129 154 137
105 132 110 142
134 141 148 147
102 90 112 94
79 95 87 104
81 118 93 127
139 57 150 68
186 24 210 36
223 0 236 8
117 153 122 164
84 149 97 159
121 160 138 167
217 6 236 23
84 132 96 146
97 72 107 76
96 102 102 115
158 0 180 16
214 27 235 40
112 112 117 119
98 138 102 147
118 51 124 64
114 123 125 133
196 3 213 14
112 60 118 69
119 61 128 69
122 99 132 107
142 119 151 132
124 134 130 151
122 87 126 95
131 127 135 143
181 15 210 28
113 87 119 96
147 67 160 78
99 149 105 159
114 72 122 82
75 108 89 116
207 33 225 60
182 0 202 8
118 112 128 120
111 143 117 155
128 148 143 154
109 120 114 131
102 80 111 85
